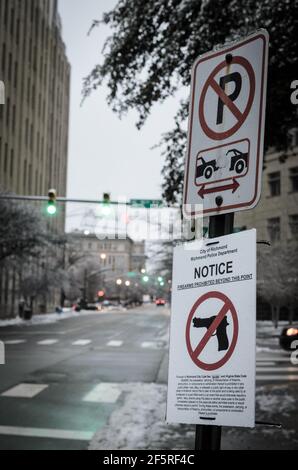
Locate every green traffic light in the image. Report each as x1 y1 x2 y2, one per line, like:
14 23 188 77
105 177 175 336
142 275 149 283
157 276 163 283
47 202 57 215
102 205 111 216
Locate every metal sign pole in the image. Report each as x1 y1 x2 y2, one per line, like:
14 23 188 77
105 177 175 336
195 212 234 451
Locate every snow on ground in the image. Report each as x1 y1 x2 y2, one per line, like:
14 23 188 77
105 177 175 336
89 382 298 450
0 307 127 328
89 383 194 451
256 385 296 417
257 321 288 336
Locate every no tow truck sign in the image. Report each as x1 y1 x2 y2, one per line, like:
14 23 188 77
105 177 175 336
183 30 269 216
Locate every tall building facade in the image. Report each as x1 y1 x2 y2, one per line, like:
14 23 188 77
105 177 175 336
235 145 298 244
235 143 298 321
0 0 70 201
0 0 70 317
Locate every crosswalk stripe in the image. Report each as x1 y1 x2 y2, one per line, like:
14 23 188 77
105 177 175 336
256 367 298 372
141 341 160 349
1 384 48 398
0 425 93 441
107 340 123 347
72 340 91 346
83 383 122 403
256 358 290 363
257 375 298 381
37 339 58 346
255 362 275 366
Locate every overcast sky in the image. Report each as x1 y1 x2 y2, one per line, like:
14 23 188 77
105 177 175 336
58 0 185 205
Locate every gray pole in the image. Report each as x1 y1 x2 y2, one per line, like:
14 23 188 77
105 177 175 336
195 212 234 451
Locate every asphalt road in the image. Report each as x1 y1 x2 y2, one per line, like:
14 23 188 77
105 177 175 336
0 305 170 450
0 307 297 450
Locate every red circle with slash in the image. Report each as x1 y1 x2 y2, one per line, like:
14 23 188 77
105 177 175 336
199 56 256 141
185 291 238 371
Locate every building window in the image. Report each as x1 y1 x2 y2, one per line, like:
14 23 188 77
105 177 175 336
4 143 8 173
289 215 298 238
2 43 6 72
267 217 281 243
10 149 14 179
289 167 298 193
268 172 281 197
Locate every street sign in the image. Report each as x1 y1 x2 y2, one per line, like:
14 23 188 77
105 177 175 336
185 291 239 371
167 229 256 428
183 30 269 217
130 199 163 208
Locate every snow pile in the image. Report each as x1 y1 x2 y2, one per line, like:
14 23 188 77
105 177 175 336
0 309 101 328
89 382 298 450
257 385 296 418
89 383 193 451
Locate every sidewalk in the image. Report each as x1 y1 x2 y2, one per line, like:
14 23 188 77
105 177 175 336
89 381 298 450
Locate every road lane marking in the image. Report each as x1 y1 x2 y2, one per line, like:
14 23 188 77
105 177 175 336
37 339 58 346
83 383 122 403
256 357 291 363
257 375 298 381
1 384 48 398
4 340 26 345
0 425 93 441
107 340 123 347
72 340 92 346
255 362 275 366
256 367 298 372
141 341 163 349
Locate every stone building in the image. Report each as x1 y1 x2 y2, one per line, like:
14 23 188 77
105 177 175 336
69 232 147 277
235 145 298 243
235 142 298 320
0 0 70 317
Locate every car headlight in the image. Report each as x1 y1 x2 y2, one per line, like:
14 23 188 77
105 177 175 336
286 328 298 336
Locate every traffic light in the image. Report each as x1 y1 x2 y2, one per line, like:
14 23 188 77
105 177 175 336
102 193 111 216
142 275 149 283
47 189 57 215
103 193 110 204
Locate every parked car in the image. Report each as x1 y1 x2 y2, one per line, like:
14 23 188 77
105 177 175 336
196 157 219 180
227 149 248 174
279 325 298 351
74 302 101 312
155 298 166 307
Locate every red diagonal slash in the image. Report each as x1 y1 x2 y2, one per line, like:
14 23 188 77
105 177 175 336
191 301 231 360
210 78 243 122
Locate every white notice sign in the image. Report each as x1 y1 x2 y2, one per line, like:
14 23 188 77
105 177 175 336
183 31 269 216
167 229 256 428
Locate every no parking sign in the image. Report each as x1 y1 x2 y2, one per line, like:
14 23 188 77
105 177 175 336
183 30 269 216
167 230 256 428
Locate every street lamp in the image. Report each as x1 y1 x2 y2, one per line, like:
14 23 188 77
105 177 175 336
100 253 107 261
125 281 131 287
116 279 122 286
141 269 146 274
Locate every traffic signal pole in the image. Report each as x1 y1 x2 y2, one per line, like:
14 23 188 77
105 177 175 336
0 194 131 206
195 212 234 451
